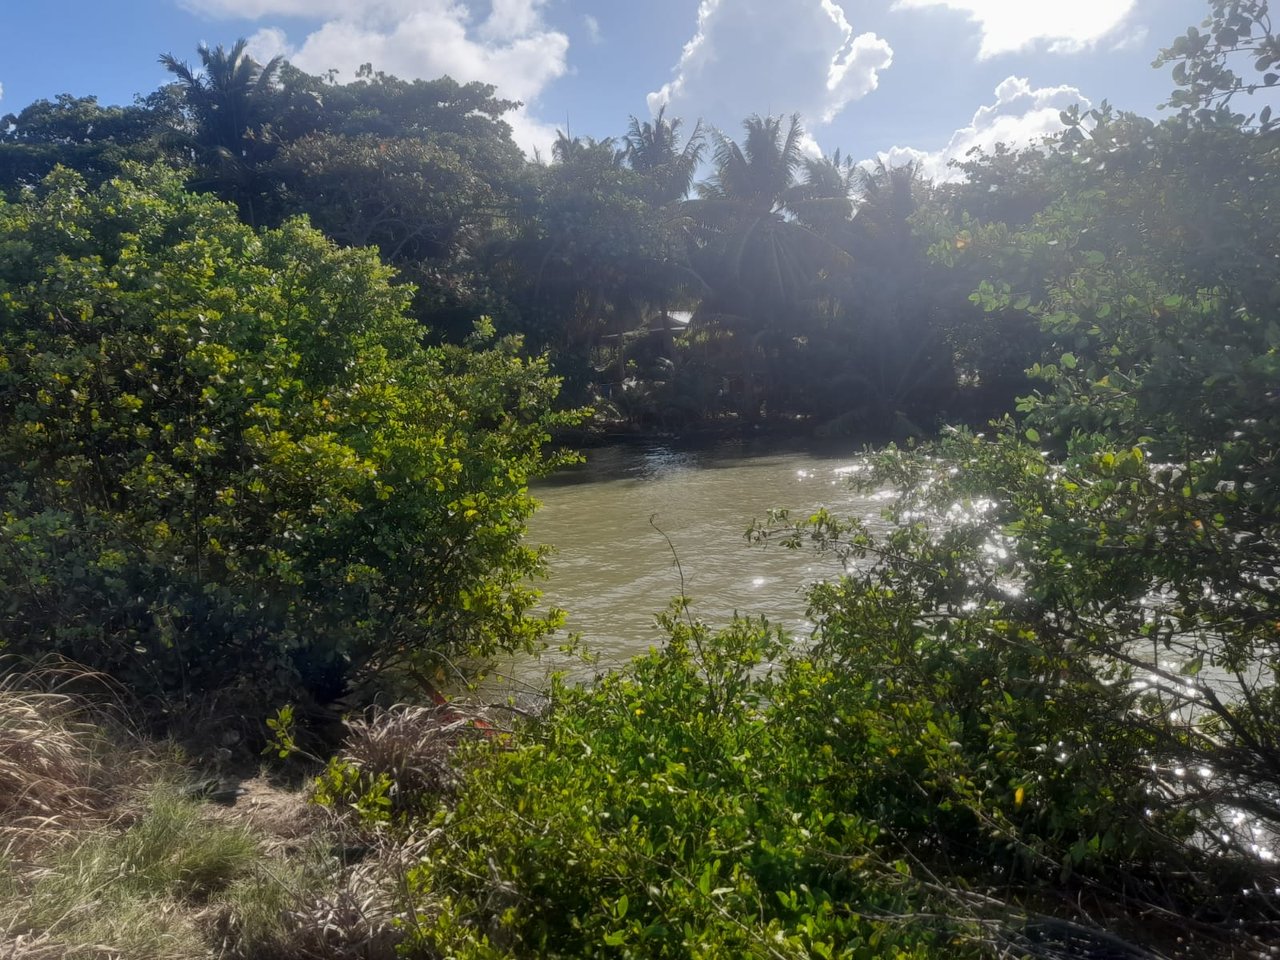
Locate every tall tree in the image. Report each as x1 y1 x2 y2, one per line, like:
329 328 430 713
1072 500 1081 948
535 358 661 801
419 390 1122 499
495 132 697 399
0 91 181 193
159 39 284 222
685 114 852 420
623 106 705 204
843 160 956 425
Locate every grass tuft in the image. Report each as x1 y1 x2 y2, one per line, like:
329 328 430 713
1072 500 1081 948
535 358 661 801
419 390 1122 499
339 703 471 807
2 788 260 957
0 673 448 959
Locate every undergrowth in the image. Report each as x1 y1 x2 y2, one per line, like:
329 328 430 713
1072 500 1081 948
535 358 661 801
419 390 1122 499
0 672 418 960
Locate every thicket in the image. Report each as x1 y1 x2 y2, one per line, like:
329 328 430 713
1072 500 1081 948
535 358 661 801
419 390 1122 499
0 165 578 717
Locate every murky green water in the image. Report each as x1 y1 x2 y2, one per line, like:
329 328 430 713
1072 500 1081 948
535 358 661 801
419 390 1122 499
510 439 893 684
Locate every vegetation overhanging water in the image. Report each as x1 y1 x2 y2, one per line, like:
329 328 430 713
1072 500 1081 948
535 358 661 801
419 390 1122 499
2 2 1280 956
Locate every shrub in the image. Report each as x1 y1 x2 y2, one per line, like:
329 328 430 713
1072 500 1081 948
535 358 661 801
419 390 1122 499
397 590 1276 958
0 165 579 713
404 610 971 959
313 703 477 828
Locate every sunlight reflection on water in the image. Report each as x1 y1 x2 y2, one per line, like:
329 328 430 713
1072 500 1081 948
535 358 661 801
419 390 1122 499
507 439 888 684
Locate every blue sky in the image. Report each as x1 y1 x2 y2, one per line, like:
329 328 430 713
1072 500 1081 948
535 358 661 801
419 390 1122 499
1 0 1207 179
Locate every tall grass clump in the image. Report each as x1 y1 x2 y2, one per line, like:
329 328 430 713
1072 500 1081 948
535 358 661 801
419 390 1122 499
0 673 322 959
1 670 445 959
0 670 161 858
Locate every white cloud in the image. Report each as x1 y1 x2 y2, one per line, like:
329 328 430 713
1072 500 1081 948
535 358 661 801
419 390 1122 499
479 0 544 43
0 81 5 103
183 0 568 156
583 14 601 44
647 0 892 143
797 132 825 160
873 75 1090 182
1109 25 1150 53
244 27 291 64
892 0 1137 58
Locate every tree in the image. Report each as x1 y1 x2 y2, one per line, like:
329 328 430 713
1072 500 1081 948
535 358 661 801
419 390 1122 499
623 106 705 204
159 39 283 158
0 165 578 719
840 160 957 427
1154 0 1280 130
775 14 1280 946
233 59 529 340
268 132 508 341
685 114 854 420
491 131 698 404
0 92 181 193
270 65 527 185
159 40 285 222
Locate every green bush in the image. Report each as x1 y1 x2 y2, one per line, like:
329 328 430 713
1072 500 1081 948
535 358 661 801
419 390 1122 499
402 589 1269 958
0 165 578 712
405 609 978 959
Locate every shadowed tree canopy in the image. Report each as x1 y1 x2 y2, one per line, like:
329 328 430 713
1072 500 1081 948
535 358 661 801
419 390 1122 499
623 106 705 204
159 39 285 223
159 39 283 159
0 92 183 193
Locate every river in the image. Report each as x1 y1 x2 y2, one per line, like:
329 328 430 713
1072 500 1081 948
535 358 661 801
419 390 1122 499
504 438 894 686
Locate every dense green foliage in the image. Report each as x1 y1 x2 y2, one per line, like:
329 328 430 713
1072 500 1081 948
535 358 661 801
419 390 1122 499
317 5 1280 957
392 594 1265 957
1 45 992 434
0 165 577 712
2 2 1279 957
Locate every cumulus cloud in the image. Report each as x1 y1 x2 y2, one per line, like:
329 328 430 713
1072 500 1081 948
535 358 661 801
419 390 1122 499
1109 25 1150 53
183 0 568 156
873 75 1089 182
647 0 892 143
244 26 291 64
892 0 1137 58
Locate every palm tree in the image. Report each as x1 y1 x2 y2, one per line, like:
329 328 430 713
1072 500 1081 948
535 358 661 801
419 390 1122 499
853 159 921 247
623 106 705 204
499 127 698 391
160 40 282 155
160 39 283 222
699 113 804 210
846 159 956 423
791 149 859 230
683 114 854 419
550 132 623 169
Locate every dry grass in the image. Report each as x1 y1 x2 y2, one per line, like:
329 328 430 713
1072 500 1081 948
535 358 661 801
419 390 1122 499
0 670 451 960
338 704 470 808
0 671 164 862
209 831 433 960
